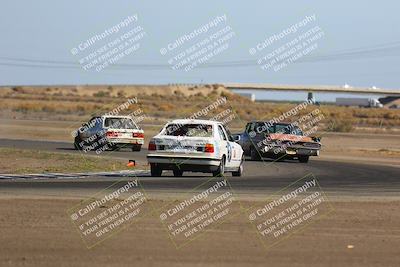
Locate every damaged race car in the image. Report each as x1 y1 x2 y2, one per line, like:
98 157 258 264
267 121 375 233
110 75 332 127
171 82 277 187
147 119 244 177
234 121 321 163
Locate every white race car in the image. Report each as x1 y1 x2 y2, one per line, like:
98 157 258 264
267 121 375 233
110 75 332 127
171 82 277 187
147 119 244 177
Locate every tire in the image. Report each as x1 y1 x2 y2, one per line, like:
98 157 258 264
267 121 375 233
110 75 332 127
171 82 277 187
132 145 141 152
104 143 117 151
232 157 243 177
298 155 309 163
150 163 162 177
250 147 261 161
212 157 225 177
88 134 102 151
173 169 183 177
74 136 83 150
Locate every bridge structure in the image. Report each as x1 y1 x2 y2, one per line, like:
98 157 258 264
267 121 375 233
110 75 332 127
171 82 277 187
223 83 400 96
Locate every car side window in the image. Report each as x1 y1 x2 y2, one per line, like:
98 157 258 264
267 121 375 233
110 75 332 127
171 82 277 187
218 125 227 141
292 126 303 136
223 125 234 142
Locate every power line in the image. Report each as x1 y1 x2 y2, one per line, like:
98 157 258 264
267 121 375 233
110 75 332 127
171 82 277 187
1 41 399 70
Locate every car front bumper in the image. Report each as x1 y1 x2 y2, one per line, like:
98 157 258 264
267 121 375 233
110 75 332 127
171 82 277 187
262 145 320 157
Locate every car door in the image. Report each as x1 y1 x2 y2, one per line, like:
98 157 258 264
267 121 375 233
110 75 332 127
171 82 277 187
242 122 253 154
92 117 104 142
252 122 270 152
223 125 242 168
220 124 238 168
243 122 260 154
217 124 229 165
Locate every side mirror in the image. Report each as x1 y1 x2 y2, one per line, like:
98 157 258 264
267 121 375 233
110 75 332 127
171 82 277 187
232 135 241 142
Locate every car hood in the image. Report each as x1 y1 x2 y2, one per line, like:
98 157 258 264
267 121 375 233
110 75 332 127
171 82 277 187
269 133 315 143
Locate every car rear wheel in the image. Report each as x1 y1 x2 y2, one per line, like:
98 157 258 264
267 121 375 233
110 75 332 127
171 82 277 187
250 147 261 161
173 169 183 177
150 163 162 176
212 157 225 177
89 134 103 151
132 145 141 152
111 145 120 151
298 155 309 163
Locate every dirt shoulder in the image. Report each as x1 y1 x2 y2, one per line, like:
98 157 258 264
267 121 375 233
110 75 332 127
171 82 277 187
316 132 400 167
0 197 398 267
0 147 131 174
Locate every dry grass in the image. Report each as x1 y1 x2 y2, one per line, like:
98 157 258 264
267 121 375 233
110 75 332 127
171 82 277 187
0 147 130 174
1 85 399 132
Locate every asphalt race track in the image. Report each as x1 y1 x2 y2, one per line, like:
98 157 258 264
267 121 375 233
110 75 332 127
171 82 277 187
1 138 399 197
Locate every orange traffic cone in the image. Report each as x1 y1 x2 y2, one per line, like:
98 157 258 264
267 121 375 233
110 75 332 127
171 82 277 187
127 160 136 167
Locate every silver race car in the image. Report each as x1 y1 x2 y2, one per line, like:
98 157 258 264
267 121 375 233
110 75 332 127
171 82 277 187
74 115 144 152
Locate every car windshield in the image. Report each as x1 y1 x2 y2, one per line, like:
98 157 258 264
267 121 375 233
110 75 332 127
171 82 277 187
274 123 303 135
163 124 213 137
104 117 138 129
255 122 273 134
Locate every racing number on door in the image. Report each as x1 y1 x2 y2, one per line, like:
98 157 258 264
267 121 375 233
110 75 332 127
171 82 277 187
217 125 230 163
226 142 232 162
218 125 232 164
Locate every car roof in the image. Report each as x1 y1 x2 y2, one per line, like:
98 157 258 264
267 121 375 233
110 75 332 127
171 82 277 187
100 115 133 119
167 119 220 126
249 121 292 125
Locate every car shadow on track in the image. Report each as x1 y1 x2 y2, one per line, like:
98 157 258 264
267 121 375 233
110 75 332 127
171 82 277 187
245 157 301 164
55 147 137 153
56 147 76 151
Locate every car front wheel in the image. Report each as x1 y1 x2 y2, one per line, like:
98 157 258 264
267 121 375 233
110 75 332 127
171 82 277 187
298 155 309 163
173 169 183 177
74 136 83 150
250 147 261 161
232 157 243 177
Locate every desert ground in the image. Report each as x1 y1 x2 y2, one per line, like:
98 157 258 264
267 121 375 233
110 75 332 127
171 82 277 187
0 194 399 267
0 85 399 266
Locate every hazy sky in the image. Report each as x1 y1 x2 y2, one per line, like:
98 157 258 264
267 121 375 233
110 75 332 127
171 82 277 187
1 0 399 89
